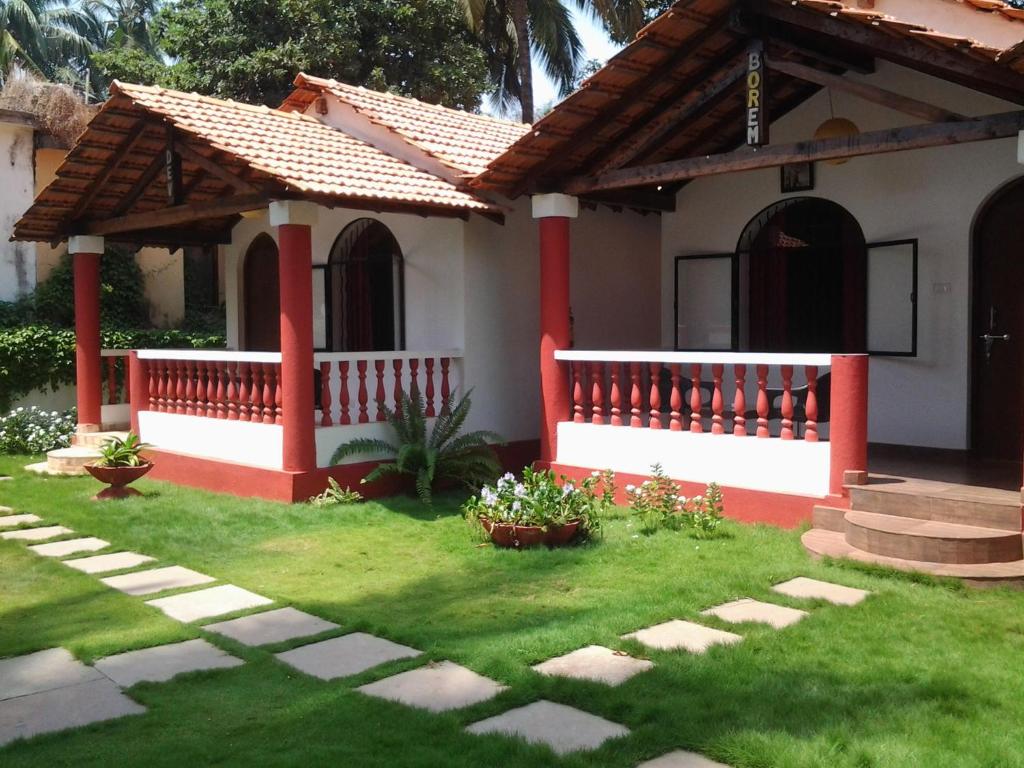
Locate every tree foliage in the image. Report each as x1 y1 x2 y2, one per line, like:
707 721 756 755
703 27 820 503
0 0 94 86
94 0 491 108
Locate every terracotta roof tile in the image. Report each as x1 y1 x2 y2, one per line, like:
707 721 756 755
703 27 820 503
287 74 530 177
112 82 498 213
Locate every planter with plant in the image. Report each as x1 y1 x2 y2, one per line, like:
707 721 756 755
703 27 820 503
625 463 725 538
464 467 614 548
85 432 152 500
331 388 503 504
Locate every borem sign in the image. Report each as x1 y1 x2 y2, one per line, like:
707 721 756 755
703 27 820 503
746 43 767 147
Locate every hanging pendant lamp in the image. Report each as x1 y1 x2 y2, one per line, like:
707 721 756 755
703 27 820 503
814 89 859 165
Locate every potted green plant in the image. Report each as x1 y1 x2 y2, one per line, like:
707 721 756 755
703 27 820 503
85 432 152 500
464 467 613 548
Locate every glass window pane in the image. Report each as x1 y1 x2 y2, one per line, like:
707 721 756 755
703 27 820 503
312 268 327 350
867 241 916 355
676 256 734 350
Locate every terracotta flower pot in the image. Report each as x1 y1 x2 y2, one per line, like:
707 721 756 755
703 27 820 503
479 517 546 548
85 462 153 500
544 519 582 546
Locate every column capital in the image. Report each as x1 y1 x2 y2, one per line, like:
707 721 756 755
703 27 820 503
269 200 319 227
68 235 104 255
531 193 579 219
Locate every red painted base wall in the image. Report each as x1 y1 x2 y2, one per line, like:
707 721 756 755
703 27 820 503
551 463 849 529
145 439 541 503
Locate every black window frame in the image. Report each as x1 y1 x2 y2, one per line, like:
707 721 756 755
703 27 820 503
673 253 739 352
865 238 918 358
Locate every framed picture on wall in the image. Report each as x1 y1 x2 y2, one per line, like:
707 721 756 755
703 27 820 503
780 161 815 193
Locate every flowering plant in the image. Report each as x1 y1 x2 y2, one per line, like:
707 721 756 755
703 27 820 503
626 463 725 538
463 467 614 541
0 406 76 455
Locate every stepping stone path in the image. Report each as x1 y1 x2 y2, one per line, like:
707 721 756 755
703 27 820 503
29 537 109 558
205 607 339 647
1 525 72 542
701 598 808 629
101 566 215 596
64 552 156 574
358 660 506 712
95 639 243 687
638 750 732 767
772 577 871 606
533 645 653 686
146 585 273 623
0 514 41 528
276 633 421 681
466 699 629 755
0 648 144 747
623 620 742 654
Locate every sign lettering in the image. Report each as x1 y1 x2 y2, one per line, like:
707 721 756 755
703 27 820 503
746 43 767 146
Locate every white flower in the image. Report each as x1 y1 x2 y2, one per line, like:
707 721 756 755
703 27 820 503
591 470 600 477
625 484 636 493
513 483 527 498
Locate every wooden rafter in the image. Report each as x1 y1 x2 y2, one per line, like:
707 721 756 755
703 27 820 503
768 58 965 123
108 151 166 218
174 141 260 195
84 193 270 235
63 121 151 223
565 110 1024 193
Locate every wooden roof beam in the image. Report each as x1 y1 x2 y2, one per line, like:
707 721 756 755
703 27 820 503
565 110 1024 193
83 193 271 236
174 140 261 195
108 151 166 218
751 1 1024 105
769 57 965 122
63 121 152 224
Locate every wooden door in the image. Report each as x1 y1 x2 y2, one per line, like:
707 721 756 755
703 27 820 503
243 235 280 351
971 179 1024 460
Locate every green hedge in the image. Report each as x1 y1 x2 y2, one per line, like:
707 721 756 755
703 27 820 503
0 326 225 411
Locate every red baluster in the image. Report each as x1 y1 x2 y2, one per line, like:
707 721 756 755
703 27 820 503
185 361 196 416
629 362 642 428
609 362 623 426
392 358 404 413
356 359 369 424
591 361 604 424
669 363 682 431
226 361 238 420
194 362 207 417
424 358 436 417
711 363 725 434
339 361 351 425
781 365 794 440
176 361 187 414
274 364 283 424
572 362 585 423
148 360 158 411
320 361 333 427
262 364 275 424
106 357 117 404
155 362 166 412
250 363 263 424
440 357 451 413
649 362 662 429
733 364 747 437
374 360 386 421
238 362 251 421
409 358 420 398
756 364 769 437
689 363 703 433
805 365 819 442
216 362 228 419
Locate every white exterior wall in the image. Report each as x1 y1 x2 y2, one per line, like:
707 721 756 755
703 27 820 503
0 120 36 301
661 62 1024 450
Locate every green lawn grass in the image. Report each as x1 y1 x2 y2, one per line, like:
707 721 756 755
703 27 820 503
2 454 1023 767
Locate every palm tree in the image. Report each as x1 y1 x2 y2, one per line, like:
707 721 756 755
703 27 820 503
81 0 161 54
460 0 646 122
0 0 94 85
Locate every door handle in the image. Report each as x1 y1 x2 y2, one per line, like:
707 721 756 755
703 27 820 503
980 333 1010 362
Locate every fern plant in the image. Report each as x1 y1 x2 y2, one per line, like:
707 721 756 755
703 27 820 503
330 388 503 504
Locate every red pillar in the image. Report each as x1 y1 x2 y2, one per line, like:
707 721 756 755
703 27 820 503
829 354 869 496
128 350 146 435
534 194 578 467
272 202 317 472
71 238 103 431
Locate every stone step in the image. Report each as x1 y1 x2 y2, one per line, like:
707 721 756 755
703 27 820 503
26 446 102 476
812 505 847 533
845 510 1023 565
74 431 129 449
848 476 1022 532
801 528 1024 587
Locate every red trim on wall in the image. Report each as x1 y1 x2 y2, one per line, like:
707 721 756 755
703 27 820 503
143 439 541 503
551 463 847 529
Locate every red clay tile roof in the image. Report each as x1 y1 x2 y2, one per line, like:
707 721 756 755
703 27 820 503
112 82 498 213
282 73 530 177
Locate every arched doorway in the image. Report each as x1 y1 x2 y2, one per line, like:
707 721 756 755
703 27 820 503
243 234 280 351
738 198 867 353
971 177 1024 461
326 219 404 352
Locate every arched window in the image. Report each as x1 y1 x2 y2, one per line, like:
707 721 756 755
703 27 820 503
243 233 280 351
325 219 404 352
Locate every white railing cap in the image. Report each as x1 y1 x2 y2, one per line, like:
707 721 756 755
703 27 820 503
554 350 836 366
101 349 132 357
136 349 282 363
313 349 464 363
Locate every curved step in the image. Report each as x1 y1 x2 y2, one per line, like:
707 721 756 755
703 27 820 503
802 529 1024 587
845 510 1023 565
75 431 129 449
45 446 101 475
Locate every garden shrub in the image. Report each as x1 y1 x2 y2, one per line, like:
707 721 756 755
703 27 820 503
626 463 725 538
0 406 77 454
31 249 150 329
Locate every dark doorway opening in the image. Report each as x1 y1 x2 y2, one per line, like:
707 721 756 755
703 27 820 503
243 234 280 351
